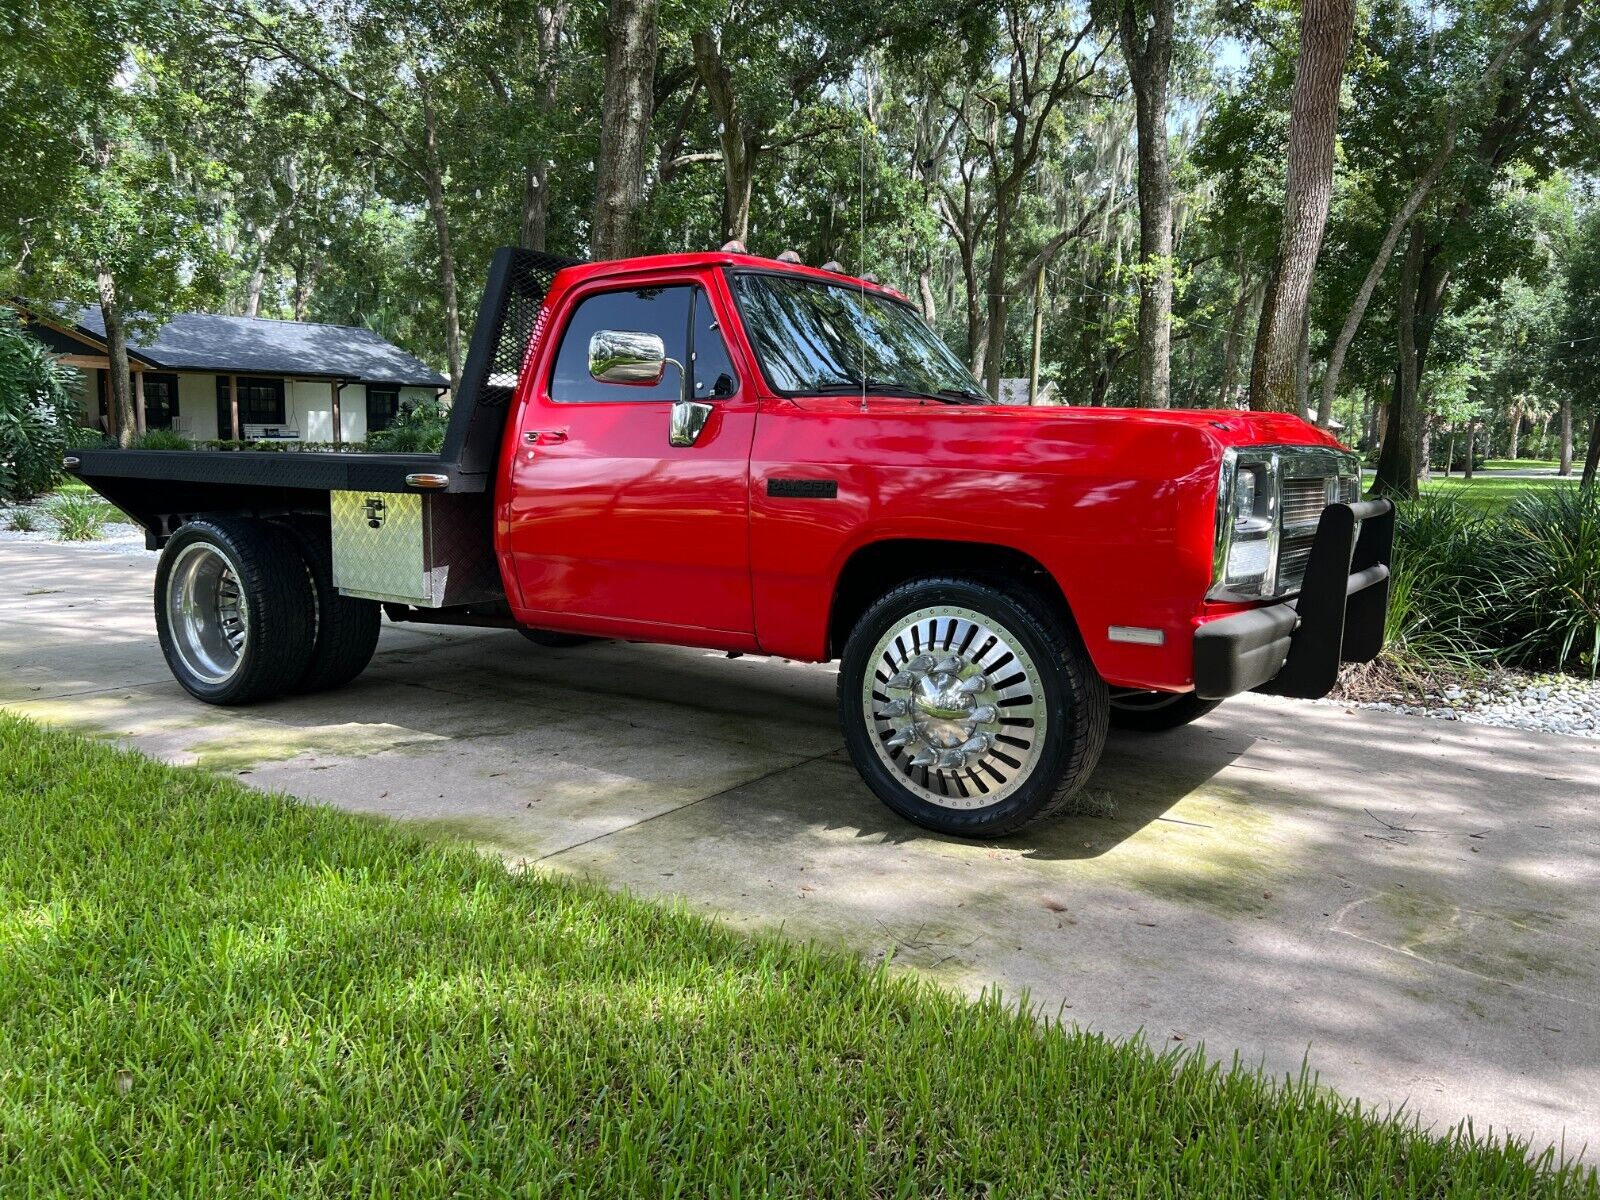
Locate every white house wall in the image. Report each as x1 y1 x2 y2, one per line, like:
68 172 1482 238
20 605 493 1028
73 371 441 443
177 374 219 439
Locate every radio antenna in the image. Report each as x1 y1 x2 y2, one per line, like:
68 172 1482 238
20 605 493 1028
858 123 868 413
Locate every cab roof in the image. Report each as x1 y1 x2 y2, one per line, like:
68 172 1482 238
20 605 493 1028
561 251 908 303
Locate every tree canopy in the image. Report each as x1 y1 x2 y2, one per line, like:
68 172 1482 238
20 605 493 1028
0 0 1595 480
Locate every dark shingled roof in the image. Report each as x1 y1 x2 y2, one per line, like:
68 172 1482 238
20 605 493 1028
70 306 448 388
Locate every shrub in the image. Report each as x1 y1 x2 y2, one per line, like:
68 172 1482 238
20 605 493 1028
1382 496 1499 676
47 492 111 541
131 428 193 450
0 310 81 502
64 426 112 449
367 397 449 453
1383 487 1600 678
1494 485 1600 676
5 506 39 532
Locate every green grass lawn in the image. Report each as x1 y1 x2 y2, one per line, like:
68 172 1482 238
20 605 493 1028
1418 472 1578 512
1 714 1592 1197
1482 458 1561 472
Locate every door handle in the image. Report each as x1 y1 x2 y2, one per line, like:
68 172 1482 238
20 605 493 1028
523 428 569 446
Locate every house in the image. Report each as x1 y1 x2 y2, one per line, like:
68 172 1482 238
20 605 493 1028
995 377 1059 406
17 305 448 444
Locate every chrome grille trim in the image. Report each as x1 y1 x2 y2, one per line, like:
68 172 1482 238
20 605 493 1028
1210 444 1361 601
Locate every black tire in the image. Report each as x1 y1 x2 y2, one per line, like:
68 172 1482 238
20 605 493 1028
154 518 316 705
518 628 602 648
1108 691 1221 732
837 576 1108 838
280 522 382 694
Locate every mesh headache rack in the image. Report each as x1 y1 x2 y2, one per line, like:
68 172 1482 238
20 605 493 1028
439 246 585 489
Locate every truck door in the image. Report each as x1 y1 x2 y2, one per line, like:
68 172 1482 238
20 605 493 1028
502 273 757 641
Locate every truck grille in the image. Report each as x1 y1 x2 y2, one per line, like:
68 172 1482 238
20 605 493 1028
1277 474 1360 594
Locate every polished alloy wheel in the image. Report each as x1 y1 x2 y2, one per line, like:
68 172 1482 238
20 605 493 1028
165 542 248 685
862 604 1046 809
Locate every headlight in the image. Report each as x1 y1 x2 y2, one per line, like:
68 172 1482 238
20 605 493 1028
1211 450 1279 600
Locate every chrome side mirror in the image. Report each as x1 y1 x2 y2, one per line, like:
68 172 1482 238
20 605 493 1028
670 400 713 447
589 329 673 385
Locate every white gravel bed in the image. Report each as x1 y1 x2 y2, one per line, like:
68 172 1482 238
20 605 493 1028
1 500 152 556
1324 674 1600 739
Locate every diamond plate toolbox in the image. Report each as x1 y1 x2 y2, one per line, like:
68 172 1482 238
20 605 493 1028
330 490 502 607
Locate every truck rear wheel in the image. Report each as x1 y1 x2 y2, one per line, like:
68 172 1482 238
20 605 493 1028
155 518 316 706
281 523 381 694
838 576 1108 838
1109 691 1221 732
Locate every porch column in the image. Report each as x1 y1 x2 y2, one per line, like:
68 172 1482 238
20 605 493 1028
330 380 343 447
229 374 241 441
133 368 147 436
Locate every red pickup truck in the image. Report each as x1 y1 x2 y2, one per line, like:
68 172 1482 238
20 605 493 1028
67 246 1392 836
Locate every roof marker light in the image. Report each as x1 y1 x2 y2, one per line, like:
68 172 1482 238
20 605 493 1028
821 260 844 273
720 239 748 254
775 249 802 264
861 273 880 285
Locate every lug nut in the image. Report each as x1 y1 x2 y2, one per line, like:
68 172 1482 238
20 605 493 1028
882 698 911 717
909 749 938 768
967 705 998 723
932 655 963 674
955 675 989 695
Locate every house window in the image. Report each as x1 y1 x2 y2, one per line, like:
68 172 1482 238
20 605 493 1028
367 385 401 432
141 373 179 430
214 376 287 435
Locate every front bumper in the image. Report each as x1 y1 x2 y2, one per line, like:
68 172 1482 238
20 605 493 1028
1193 498 1394 701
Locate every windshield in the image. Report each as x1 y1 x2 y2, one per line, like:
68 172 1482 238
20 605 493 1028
730 272 990 403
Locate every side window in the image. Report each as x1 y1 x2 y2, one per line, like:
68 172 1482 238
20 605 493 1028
550 285 692 403
691 290 739 399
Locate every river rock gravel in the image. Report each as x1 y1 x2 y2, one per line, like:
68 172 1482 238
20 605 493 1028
1323 673 1600 740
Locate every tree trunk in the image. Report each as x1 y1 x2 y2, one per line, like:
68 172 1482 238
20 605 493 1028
1559 398 1573 476
1507 401 1521 460
420 86 463 393
1374 230 1426 497
96 269 135 448
1442 429 1453 478
1249 0 1355 413
1464 423 1476 479
918 269 937 325
592 0 659 258
244 230 272 318
982 202 1014 398
1294 304 1312 419
1116 0 1175 408
1218 259 1253 407
691 29 755 245
1582 410 1599 491
520 3 569 252
1419 421 1433 481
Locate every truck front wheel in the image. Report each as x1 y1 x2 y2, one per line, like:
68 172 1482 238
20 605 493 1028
155 518 316 706
838 577 1108 838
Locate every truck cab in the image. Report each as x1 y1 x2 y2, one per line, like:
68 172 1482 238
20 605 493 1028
66 246 1393 837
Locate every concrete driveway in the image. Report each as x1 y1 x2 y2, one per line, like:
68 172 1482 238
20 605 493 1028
4 541 1598 1160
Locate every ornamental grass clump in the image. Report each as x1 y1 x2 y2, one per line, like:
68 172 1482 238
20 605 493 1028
1494 485 1600 676
46 492 111 541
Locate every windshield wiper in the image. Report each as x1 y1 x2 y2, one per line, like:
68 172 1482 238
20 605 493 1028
806 378 968 404
936 386 990 405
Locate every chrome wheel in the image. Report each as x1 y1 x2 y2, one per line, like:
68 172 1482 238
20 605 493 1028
165 542 248 685
862 605 1046 810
